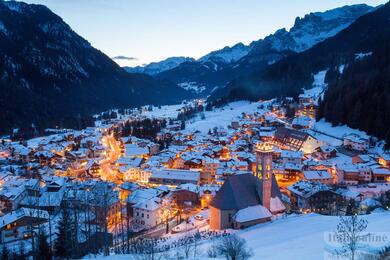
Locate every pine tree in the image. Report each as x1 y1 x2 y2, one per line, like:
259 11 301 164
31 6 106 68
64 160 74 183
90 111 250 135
37 230 52 260
54 208 72 258
0 245 10 260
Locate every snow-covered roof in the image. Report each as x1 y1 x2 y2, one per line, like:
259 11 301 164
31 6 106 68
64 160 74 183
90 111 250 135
134 199 160 211
303 170 332 180
270 197 286 213
281 150 303 159
371 167 390 175
287 181 330 198
151 169 200 182
0 208 49 230
344 133 368 144
233 205 272 223
177 183 199 193
124 144 149 157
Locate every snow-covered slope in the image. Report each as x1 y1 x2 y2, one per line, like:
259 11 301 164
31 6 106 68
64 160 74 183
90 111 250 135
90 211 390 260
124 56 194 75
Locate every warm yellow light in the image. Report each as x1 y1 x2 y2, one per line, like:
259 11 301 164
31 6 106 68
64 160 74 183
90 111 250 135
255 141 272 152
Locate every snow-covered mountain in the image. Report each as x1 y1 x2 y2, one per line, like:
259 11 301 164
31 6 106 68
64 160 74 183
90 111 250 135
241 4 373 66
199 43 251 65
124 56 194 75
155 4 373 95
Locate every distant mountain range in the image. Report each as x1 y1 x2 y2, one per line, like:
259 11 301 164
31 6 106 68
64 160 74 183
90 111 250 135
126 4 373 95
210 2 390 144
0 1 190 135
124 56 194 75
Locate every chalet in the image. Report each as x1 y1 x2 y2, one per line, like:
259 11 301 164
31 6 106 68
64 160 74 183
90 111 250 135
371 167 390 183
0 208 49 243
149 169 200 186
274 127 323 153
0 179 32 214
292 116 312 129
378 154 390 168
301 170 333 185
280 150 303 165
127 188 165 218
314 146 337 160
90 145 106 158
298 93 314 105
12 145 34 162
343 134 369 152
86 160 101 177
287 181 343 212
171 184 199 208
352 154 373 165
201 158 220 184
337 164 371 184
209 174 285 230
35 151 56 166
301 103 316 118
133 199 161 230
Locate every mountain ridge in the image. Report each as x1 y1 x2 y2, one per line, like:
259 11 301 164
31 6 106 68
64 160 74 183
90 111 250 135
152 4 373 95
0 0 190 136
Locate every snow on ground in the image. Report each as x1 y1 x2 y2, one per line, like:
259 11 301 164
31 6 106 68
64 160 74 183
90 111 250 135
307 129 342 146
143 104 184 119
355 52 373 60
312 70 327 87
185 101 262 134
87 211 390 260
313 119 369 139
178 82 206 93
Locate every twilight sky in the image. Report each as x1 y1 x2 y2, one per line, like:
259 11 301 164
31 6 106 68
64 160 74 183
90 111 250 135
22 0 387 67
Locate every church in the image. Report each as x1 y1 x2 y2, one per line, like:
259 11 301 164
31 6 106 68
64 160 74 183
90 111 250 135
209 142 286 230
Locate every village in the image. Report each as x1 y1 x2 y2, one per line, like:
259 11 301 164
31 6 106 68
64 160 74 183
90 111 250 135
0 78 389 258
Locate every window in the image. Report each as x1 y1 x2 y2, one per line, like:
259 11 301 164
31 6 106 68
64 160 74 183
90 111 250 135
142 213 144 218
147 214 149 219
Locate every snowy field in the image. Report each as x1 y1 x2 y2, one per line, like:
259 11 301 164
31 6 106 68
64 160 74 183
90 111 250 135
314 119 369 140
143 101 263 134
85 211 390 260
185 101 263 134
143 103 184 119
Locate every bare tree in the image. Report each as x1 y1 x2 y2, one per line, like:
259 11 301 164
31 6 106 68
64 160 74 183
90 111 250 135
182 235 193 258
216 234 253 260
207 240 219 258
334 215 368 260
193 230 201 259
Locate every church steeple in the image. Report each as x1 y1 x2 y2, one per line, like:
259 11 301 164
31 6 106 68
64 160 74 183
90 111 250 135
255 141 273 211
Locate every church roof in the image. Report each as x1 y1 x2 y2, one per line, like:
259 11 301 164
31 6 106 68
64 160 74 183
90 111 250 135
210 173 281 210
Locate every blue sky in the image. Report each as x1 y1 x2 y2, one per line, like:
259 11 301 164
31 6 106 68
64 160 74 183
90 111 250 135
23 0 387 66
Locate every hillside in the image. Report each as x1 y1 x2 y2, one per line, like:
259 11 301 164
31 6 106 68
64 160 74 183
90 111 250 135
316 41 390 144
0 1 190 136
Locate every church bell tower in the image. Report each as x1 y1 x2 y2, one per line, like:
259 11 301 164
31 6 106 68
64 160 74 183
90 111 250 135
255 141 273 210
